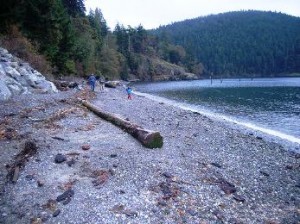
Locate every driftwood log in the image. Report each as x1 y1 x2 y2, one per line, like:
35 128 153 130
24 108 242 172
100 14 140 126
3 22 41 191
80 99 163 148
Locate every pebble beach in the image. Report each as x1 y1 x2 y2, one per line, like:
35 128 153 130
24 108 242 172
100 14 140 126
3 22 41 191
0 84 299 224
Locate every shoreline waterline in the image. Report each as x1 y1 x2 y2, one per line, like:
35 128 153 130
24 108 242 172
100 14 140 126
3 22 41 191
134 90 300 150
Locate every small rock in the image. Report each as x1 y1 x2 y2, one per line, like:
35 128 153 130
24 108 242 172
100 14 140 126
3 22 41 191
213 209 225 221
187 209 198 216
62 197 72 205
162 172 173 179
54 154 66 163
109 169 115 176
260 171 270 177
124 210 138 217
37 180 44 187
52 209 61 217
82 144 90 150
110 154 117 158
228 218 244 224
56 189 74 202
67 159 75 167
233 194 246 203
211 162 222 168
25 174 35 181
30 217 43 224
285 165 293 170
157 200 167 206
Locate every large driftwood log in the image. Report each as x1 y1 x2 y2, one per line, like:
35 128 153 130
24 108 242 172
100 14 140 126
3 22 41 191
80 99 163 148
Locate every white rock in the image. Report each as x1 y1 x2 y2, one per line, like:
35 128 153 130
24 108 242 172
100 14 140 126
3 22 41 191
0 80 12 101
0 47 58 101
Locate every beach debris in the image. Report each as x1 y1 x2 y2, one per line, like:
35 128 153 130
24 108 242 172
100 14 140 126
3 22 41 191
104 81 119 88
43 199 57 211
44 108 77 128
109 204 138 217
54 153 66 163
80 99 163 148
217 178 237 194
90 169 111 186
0 126 17 140
151 179 181 204
6 141 38 183
51 136 65 141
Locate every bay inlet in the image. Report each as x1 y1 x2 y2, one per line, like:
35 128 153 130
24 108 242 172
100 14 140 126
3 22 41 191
133 77 300 150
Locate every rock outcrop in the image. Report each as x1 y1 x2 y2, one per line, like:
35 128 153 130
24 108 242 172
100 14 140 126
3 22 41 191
150 58 199 81
0 47 58 101
132 56 200 82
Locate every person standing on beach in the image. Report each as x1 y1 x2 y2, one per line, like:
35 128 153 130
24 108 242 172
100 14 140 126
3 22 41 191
88 74 96 91
126 87 133 100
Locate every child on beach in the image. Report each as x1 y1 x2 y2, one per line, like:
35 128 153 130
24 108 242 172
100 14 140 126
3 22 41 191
126 87 133 100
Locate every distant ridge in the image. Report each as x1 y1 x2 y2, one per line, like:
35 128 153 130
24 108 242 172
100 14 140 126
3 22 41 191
152 10 300 77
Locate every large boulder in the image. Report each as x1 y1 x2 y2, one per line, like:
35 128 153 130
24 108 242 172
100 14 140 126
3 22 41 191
0 47 58 101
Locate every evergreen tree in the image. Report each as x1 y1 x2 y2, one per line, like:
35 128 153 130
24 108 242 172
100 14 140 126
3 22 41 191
62 0 85 17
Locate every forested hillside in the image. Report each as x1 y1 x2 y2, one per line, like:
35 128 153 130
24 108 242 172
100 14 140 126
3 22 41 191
1 3 299 80
152 11 300 77
0 0 113 77
0 0 197 81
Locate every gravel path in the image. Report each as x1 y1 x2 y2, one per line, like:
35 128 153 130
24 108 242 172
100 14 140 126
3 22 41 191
0 85 299 224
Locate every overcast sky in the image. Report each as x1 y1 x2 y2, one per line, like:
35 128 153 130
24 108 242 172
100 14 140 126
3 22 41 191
85 0 300 30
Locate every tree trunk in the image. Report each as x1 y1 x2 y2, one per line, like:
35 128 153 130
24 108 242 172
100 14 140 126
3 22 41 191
80 99 163 149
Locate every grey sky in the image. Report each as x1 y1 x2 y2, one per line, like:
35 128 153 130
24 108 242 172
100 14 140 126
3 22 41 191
85 0 300 29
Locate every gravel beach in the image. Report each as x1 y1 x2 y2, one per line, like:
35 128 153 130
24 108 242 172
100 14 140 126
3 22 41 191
0 84 299 224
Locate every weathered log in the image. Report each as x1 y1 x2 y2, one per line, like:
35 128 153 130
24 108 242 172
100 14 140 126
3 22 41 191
104 81 117 88
80 99 163 148
12 166 20 183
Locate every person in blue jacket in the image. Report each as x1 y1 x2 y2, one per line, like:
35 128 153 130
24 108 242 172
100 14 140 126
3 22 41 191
88 74 96 91
126 87 133 100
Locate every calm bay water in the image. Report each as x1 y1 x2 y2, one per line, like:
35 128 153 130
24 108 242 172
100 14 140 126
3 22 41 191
132 77 300 145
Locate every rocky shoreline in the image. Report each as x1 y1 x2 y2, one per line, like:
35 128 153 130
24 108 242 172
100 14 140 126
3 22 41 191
0 85 299 224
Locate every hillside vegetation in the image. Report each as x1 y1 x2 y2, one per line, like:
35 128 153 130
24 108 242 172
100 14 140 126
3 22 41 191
0 0 197 81
152 11 300 77
1 2 299 80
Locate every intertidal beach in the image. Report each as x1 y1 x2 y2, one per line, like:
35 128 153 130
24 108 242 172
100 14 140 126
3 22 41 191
0 85 299 224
